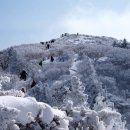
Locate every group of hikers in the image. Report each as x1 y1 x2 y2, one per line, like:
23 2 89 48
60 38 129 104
40 38 56 46
39 55 54 67
20 70 37 93
40 40 55 63
19 38 58 93
19 42 54 93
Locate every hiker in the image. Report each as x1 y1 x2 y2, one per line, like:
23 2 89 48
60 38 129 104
50 39 56 43
31 80 36 88
21 87 26 93
39 61 42 66
46 43 50 49
40 42 44 45
61 34 64 37
50 56 54 62
20 70 27 81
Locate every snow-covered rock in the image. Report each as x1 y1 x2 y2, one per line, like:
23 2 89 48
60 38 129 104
38 102 54 124
0 96 39 125
0 96 69 130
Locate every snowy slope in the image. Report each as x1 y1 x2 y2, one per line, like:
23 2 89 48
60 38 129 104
0 33 130 129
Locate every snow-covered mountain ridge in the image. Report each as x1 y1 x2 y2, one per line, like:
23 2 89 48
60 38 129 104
0 34 130 130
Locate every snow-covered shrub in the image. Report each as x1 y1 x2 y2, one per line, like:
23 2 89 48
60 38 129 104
95 61 116 77
58 74 127 130
77 58 93 78
28 80 69 106
116 69 130 90
5 47 27 74
57 52 70 62
0 76 11 89
106 48 130 66
0 75 21 90
0 96 69 130
99 76 117 92
0 89 25 97
30 75 87 107
61 89 127 130
44 68 65 81
28 82 51 103
0 50 9 70
62 97 127 130
81 45 110 60
0 105 19 130
93 93 114 111
42 63 70 81
0 76 10 83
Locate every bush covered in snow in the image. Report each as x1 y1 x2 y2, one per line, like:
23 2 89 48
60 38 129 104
0 96 69 130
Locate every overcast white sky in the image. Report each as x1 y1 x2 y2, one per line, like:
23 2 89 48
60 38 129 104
0 0 130 50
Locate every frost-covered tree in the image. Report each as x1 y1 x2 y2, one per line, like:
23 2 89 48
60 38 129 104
62 93 127 130
28 82 51 103
93 93 114 111
60 75 127 130
122 38 127 48
112 41 117 47
64 76 88 107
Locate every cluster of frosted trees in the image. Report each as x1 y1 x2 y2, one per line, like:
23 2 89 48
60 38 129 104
0 34 129 129
1 75 125 130
61 76 127 130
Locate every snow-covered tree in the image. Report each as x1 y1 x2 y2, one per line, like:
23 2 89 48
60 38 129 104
64 76 88 107
122 38 127 48
28 82 51 103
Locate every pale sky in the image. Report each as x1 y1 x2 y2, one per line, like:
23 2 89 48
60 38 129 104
0 0 130 50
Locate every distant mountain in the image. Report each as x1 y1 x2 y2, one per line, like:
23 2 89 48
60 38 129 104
0 33 130 129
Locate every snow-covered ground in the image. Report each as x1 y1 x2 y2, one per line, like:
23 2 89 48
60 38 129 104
97 57 108 62
69 54 81 75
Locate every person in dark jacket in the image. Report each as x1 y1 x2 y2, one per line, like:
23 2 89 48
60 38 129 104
20 70 27 81
31 80 36 88
39 61 42 66
40 42 44 45
50 39 56 43
46 44 50 49
21 87 26 93
50 56 54 62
